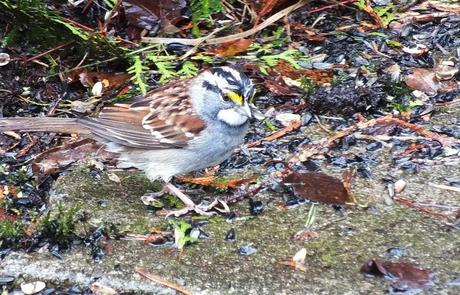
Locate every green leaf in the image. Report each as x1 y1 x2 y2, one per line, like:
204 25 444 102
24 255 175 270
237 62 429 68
385 39 402 47
171 220 197 250
190 0 224 36
353 0 366 10
127 55 149 95
374 3 395 26
263 118 278 131
178 61 199 78
102 0 117 8
52 18 90 40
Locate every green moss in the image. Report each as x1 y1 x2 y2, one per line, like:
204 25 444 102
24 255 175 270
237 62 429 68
0 0 123 59
120 216 153 234
300 76 317 96
38 204 81 246
383 80 412 97
164 194 186 209
0 219 22 247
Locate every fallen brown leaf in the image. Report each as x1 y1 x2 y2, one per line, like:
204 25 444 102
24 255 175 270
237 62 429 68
0 208 17 222
31 139 117 180
283 171 355 205
405 67 459 96
275 60 333 85
263 78 299 96
16 135 38 158
213 39 252 57
361 259 433 289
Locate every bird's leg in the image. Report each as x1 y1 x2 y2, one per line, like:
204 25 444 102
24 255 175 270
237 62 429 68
164 182 225 217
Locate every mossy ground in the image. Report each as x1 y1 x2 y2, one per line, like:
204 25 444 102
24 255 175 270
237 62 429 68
1 157 458 294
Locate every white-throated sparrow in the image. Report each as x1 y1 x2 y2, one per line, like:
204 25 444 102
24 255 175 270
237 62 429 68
0 66 256 216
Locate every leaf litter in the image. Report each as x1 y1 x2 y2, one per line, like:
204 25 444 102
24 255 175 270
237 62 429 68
0 0 460 293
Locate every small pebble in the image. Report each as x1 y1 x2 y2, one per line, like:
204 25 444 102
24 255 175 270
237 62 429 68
302 113 313 125
394 179 407 194
249 199 264 215
21 281 46 294
387 247 406 259
0 52 10 66
225 228 236 241
275 113 301 127
366 141 382 151
0 276 15 285
239 244 257 256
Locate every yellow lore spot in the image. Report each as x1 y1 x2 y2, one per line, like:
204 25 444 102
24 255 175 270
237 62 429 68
227 91 243 105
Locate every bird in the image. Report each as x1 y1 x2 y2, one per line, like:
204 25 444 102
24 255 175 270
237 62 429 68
0 66 256 216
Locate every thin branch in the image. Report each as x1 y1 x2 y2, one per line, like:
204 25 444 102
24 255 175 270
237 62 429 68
135 269 191 295
246 120 302 148
428 183 460 193
142 0 311 46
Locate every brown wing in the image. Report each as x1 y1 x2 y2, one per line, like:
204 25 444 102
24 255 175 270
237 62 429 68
79 79 207 149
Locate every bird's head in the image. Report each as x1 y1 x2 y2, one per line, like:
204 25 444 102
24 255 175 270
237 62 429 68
194 66 256 126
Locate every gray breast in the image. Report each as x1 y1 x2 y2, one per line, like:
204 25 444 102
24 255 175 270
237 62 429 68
186 121 249 169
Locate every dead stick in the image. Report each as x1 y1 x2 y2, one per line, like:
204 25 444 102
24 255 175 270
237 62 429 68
246 120 302 148
135 269 191 295
24 42 73 63
293 114 457 163
394 196 451 221
142 0 311 46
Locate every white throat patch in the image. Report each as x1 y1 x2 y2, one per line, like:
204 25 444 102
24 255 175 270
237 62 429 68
217 108 248 126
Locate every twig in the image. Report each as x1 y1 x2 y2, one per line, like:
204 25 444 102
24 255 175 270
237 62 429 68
224 177 272 204
399 0 426 12
72 51 89 70
434 99 460 106
308 0 356 14
410 157 460 166
103 0 123 32
24 42 73 64
135 269 191 295
428 183 460 193
179 26 229 60
314 115 333 134
142 0 311 46
61 17 95 32
16 135 38 158
292 114 458 163
246 120 302 148
394 196 451 221
416 202 460 210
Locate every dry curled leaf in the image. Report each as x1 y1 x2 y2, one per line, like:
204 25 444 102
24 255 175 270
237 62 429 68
122 0 186 35
90 282 117 295
32 139 117 180
176 175 257 189
263 78 299 96
404 68 459 96
277 248 307 272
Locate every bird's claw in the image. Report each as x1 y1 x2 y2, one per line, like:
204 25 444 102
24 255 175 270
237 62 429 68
165 198 229 217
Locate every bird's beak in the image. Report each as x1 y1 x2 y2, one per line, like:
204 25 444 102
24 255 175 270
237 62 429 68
249 103 264 121
242 102 252 119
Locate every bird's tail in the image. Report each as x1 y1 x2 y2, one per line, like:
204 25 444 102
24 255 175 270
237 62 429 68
0 117 91 135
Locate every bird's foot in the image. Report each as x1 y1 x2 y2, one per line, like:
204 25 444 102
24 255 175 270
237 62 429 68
163 183 229 217
141 186 168 207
